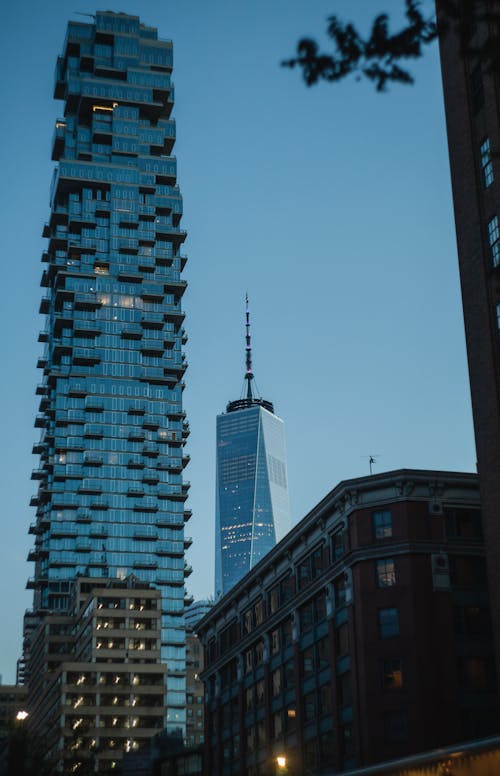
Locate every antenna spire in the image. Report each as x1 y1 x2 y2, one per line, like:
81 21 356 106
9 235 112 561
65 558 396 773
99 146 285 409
245 293 254 399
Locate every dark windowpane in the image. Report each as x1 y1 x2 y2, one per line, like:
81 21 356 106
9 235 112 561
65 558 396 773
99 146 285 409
373 510 392 539
378 607 399 638
445 506 483 539
384 710 408 743
336 623 349 655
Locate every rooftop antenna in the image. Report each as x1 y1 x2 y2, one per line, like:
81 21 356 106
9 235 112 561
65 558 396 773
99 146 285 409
245 293 254 400
362 455 380 475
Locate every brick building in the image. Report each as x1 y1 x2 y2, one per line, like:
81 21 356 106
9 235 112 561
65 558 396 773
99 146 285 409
197 470 499 775
437 0 500 686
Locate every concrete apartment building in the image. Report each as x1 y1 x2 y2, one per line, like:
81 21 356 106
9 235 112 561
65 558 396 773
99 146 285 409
27 576 166 772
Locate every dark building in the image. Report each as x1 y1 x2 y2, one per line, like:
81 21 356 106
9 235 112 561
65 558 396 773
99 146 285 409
186 631 205 749
27 576 166 772
197 470 499 775
437 1 500 685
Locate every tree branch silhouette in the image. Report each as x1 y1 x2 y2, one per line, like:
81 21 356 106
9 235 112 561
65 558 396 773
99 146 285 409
283 0 500 90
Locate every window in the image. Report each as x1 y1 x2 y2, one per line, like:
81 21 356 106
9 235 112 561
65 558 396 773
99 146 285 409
480 139 494 187
384 710 408 743
458 656 495 691
488 216 500 267
256 679 265 707
445 507 482 539
319 684 331 714
338 671 352 707
332 530 344 561
302 647 314 677
376 558 396 587
382 658 403 688
254 598 264 626
378 608 399 638
373 510 392 539
454 606 492 638
271 628 280 654
304 692 316 722
449 556 487 589
336 623 349 656
300 601 314 632
317 636 330 671
272 668 281 697
272 711 283 740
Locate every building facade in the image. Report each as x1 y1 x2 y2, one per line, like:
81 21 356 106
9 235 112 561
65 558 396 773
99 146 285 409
186 632 205 749
215 299 290 597
199 469 499 776
27 576 166 772
25 11 190 734
437 2 500 686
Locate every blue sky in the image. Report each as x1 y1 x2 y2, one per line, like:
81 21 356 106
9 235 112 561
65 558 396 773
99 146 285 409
0 0 474 682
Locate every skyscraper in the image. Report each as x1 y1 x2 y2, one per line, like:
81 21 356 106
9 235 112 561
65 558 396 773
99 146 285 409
215 298 290 597
437 2 500 686
26 11 190 733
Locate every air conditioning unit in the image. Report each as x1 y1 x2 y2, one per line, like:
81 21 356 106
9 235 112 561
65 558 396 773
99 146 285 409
429 500 443 515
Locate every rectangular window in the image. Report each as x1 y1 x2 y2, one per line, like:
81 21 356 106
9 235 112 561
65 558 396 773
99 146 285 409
302 647 314 677
271 628 280 654
488 216 500 267
300 601 315 632
304 692 316 722
378 607 399 638
254 598 264 626
336 622 349 656
272 668 281 697
480 139 494 187
338 672 352 707
382 658 403 688
373 510 392 539
332 530 344 560
376 558 396 587
445 506 482 539
384 710 408 743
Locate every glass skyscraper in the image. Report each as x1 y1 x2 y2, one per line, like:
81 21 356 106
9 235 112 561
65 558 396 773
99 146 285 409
26 12 190 732
215 299 291 597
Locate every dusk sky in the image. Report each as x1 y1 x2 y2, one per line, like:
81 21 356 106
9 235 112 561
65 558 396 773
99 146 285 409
0 0 475 682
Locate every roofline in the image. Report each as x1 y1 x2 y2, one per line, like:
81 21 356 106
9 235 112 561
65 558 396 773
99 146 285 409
198 467 478 630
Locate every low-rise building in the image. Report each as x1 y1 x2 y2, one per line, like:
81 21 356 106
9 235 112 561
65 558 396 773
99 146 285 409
197 469 499 775
27 576 166 772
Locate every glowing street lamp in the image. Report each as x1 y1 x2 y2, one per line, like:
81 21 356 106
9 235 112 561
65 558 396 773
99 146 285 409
16 710 28 721
276 755 287 769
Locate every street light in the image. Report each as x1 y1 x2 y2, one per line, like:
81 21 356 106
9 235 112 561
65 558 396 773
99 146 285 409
276 754 287 769
16 711 28 721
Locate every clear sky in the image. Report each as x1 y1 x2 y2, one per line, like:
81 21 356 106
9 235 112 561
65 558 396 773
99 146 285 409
0 0 475 682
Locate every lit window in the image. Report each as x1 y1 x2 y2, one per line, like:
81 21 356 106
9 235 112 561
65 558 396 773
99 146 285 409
373 510 392 540
488 216 500 267
480 139 494 187
382 658 403 688
378 607 399 639
376 558 396 587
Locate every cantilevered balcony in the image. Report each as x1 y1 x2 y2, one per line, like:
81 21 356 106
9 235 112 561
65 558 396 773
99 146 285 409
51 120 66 161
